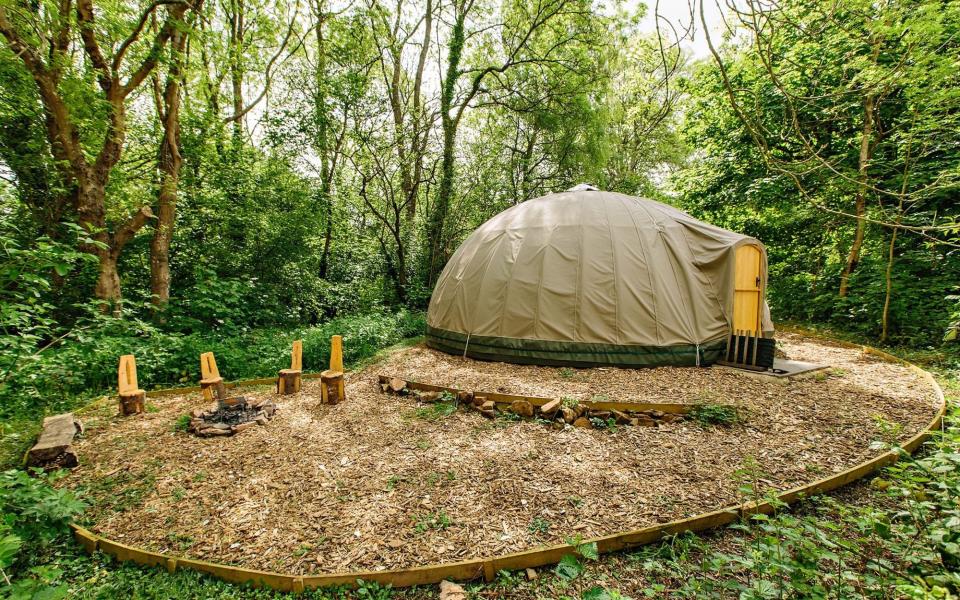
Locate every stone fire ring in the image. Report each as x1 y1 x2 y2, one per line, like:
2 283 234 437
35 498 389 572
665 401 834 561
68 333 946 593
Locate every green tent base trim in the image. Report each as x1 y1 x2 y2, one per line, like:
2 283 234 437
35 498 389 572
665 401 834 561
425 326 728 368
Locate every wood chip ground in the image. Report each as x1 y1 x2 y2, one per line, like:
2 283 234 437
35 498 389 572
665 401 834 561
61 333 939 575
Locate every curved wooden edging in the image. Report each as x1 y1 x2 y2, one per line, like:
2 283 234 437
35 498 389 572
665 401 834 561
70 332 947 593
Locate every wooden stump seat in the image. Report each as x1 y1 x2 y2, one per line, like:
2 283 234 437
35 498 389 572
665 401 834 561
320 335 346 404
278 340 303 395
118 354 145 415
199 352 227 401
320 370 344 405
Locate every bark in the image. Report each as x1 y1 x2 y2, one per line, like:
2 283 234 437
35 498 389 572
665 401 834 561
315 0 332 278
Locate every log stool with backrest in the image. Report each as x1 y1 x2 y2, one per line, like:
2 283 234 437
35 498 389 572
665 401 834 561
199 352 227 403
278 340 303 395
320 335 345 404
118 355 146 415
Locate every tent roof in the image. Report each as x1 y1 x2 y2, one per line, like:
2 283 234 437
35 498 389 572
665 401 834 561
426 187 768 367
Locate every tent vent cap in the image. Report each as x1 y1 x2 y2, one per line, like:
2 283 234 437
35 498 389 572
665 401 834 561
567 183 599 192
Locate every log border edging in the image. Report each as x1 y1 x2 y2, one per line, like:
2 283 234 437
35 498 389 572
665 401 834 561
378 374 692 414
69 330 948 592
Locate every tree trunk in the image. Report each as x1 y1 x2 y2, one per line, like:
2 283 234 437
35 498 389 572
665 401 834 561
150 27 188 316
406 0 432 222
94 249 122 313
839 48 878 298
879 218 900 343
426 10 465 285
229 0 245 145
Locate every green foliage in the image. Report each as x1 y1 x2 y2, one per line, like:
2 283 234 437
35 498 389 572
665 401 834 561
689 404 739 427
676 0 960 346
528 516 551 537
588 417 618 432
0 469 84 593
412 511 452 534
172 414 191 433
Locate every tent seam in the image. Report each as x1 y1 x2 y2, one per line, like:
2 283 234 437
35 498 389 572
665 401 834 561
636 199 697 344
531 221 554 339
496 201 533 338
574 193 584 342
469 227 513 337
620 194 663 346
601 195 621 344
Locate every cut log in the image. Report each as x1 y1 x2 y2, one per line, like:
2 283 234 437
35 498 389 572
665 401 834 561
573 417 593 429
119 390 146 416
509 400 534 418
117 354 145 415
200 377 227 403
26 413 82 467
321 370 345 404
387 378 407 394
539 398 562 416
278 369 302 395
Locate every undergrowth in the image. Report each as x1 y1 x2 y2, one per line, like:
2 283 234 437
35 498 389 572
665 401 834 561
689 403 740 427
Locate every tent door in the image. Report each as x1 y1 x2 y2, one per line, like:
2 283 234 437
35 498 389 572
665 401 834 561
733 244 762 335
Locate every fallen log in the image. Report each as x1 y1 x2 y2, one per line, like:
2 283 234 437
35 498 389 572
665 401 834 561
26 413 82 468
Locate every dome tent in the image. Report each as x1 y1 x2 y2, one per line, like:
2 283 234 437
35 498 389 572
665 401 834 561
426 185 774 367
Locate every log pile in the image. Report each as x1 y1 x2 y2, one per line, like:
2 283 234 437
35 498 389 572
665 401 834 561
186 397 276 437
380 378 685 429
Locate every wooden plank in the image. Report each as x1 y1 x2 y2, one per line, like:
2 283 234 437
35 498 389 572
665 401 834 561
118 355 139 394
291 340 303 372
330 335 343 372
200 352 220 380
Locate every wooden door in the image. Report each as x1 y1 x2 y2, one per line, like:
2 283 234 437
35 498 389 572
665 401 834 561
733 244 763 334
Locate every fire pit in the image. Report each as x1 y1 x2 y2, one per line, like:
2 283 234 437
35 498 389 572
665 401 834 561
187 396 276 437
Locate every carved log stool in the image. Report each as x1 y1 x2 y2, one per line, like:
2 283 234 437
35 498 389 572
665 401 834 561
319 335 346 404
278 340 303 395
320 369 344 404
199 352 227 402
118 354 146 415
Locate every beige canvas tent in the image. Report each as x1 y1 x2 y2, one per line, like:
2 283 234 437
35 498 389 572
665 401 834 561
426 185 774 367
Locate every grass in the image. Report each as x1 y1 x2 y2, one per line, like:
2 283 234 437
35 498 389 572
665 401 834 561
412 511 452 534
407 401 457 421
689 403 740 427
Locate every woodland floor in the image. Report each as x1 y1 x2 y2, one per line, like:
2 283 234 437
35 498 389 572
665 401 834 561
62 333 940 576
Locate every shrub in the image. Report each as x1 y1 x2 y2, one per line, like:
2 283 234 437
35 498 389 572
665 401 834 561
0 469 85 585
